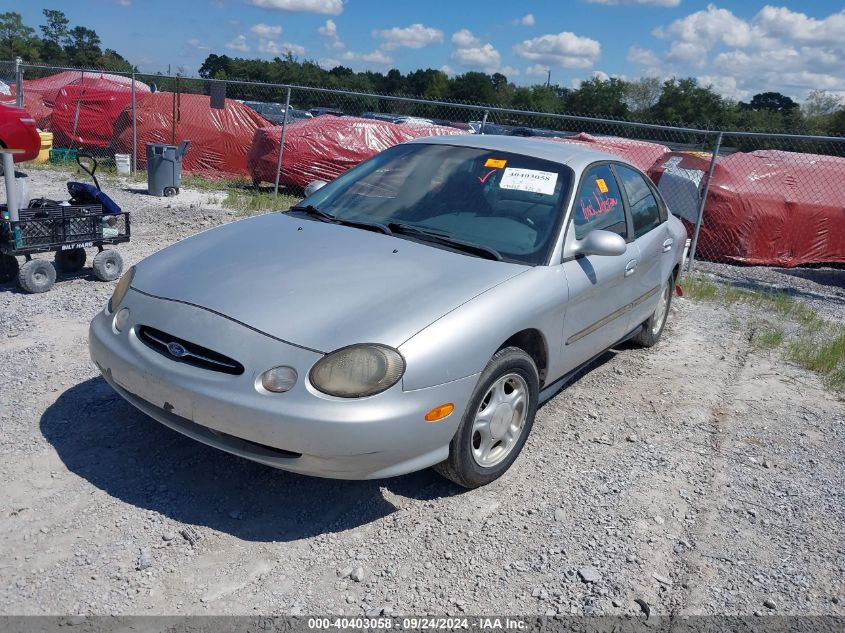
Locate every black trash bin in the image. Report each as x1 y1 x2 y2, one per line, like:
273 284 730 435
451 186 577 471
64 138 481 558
146 140 189 197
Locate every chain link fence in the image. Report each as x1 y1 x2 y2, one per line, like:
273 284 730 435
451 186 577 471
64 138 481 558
6 61 845 272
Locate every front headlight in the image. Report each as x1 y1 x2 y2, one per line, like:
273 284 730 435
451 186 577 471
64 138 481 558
109 266 135 311
309 344 405 398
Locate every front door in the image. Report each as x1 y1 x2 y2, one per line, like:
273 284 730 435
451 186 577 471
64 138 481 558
560 164 637 374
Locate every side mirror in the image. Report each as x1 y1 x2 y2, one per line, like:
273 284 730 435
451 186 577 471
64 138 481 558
304 180 327 197
572 230 627 257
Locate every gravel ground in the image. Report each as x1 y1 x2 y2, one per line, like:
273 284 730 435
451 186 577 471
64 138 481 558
1 168 843 617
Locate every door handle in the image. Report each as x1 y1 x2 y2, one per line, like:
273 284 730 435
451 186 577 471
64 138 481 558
625 260 637 277
662 238 674 252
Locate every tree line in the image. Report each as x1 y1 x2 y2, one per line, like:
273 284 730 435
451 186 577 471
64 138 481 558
0 9 132 72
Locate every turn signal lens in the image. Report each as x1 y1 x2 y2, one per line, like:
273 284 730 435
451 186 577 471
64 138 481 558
260 366 298 393
424 403 454 422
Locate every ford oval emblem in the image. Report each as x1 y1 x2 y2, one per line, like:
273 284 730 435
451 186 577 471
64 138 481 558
167 342 188 358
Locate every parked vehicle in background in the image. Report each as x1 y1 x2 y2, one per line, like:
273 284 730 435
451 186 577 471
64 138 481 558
243 101 312 124
91 136 686 489
309 107 344 117
0 103 40 162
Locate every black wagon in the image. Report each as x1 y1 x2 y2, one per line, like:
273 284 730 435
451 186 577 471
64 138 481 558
0 156 130 294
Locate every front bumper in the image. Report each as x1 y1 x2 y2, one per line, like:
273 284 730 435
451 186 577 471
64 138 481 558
89 289 479 479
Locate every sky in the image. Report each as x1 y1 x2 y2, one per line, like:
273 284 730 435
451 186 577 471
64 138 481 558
7 0 845 102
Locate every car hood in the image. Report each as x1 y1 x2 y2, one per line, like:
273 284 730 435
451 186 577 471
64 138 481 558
131 213 528 352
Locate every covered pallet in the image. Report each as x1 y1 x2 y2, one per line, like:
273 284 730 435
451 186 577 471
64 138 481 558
247 116 467 188
649 150 845 267
112 92 270 177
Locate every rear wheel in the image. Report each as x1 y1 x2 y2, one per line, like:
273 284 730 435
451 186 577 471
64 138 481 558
18 259 56 293
0 254 18 283
54 248 86 273
633 275 673 347
163 187 178 197
92 249 123 281
434 347 539 489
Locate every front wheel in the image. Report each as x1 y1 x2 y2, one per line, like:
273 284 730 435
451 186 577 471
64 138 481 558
92 249 124 281
633 275 673 347
434 347 539 489
18 259 56 293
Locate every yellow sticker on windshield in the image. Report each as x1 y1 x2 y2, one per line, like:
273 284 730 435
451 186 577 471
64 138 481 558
596 178 609 193
485 158 507 169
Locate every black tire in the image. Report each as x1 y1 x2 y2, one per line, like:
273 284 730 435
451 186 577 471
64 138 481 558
54 248 86 273
434 346 539 489
18 259 56 294
632 275 674 347
92 249 124 282
0 254 18 283
163 187 178 197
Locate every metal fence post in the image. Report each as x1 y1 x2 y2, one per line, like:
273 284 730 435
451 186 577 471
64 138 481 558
480 110 489 135
686 131 723 274
131 73 137 175
14 57 23 108
273 86 292 196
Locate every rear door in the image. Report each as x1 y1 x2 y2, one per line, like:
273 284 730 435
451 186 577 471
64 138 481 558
614 164 670 330
560 164 638 372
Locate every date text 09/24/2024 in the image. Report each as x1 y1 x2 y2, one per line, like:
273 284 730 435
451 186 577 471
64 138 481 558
307 617 529 630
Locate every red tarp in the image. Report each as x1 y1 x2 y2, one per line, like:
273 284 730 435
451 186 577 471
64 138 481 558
52 85 142 149
247 116 468 187
649 150 845 267
6 71 151 133
112 92 271 177
545 132 670 172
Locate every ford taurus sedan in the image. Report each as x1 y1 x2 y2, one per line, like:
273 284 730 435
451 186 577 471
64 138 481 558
90 136 686 488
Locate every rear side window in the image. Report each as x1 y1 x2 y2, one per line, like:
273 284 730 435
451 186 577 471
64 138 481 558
616 165 662 238
572 165 626 240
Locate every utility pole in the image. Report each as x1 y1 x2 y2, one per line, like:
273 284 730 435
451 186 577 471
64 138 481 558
546 68 551 88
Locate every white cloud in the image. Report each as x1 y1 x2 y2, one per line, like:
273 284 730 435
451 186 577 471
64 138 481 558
373 23 443 50
440 64 454 76
649 5 845 100
592 70 610 81
115 0 131 6
452 43 501 71
318 18 344 49
258 39 305 56
225 34 250 52
526 64 550 77
342 49 392 65
627 45 660 67
588 0 680 6
499 65 520 77
513 31 601 68
517 14 535 26
318 57 342 68
187 38 210 52
251 23 282 38
451 29 481 48
246 0 343 14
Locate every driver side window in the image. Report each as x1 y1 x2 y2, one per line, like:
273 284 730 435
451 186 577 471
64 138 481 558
572 165 626 241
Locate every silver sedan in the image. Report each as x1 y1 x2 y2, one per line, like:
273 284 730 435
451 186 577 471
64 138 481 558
90 136 686 488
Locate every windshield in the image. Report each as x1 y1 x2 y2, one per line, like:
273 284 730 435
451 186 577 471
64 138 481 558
295 143 574 265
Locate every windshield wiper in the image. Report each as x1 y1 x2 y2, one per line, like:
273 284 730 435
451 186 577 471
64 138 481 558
288 204 337 222
387 223 502 261
288 205 392 235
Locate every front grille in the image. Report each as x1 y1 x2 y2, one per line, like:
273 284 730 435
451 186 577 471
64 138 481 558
138 326 245 375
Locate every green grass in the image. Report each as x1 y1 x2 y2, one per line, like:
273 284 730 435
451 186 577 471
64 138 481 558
685 272 844 391
752 325 786 350
223 189 301 216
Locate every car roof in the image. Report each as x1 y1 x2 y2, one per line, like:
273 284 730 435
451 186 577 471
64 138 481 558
407 134 625 171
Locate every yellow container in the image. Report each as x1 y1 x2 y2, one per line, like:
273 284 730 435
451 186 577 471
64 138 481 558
35 131 53 163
